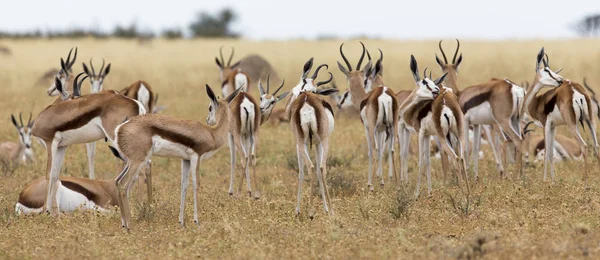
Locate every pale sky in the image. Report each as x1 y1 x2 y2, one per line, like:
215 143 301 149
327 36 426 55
0 0 598 40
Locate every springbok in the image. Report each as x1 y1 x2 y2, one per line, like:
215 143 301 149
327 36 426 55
215 47 254 96
522 48 600 181
47 47 78 97
215 46 281 91
119 80 156 114
522 122 582 165
32 73 146 215
285 57 336 217
583 78 599 121
16 176 118 215
226 76 288 198
112 85 240 231
0 113 35 168
399 55 468 197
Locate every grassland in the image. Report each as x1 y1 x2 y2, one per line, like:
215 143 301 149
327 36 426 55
1 38 600 259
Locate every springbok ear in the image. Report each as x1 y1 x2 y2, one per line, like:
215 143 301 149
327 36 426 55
258 80 266 96
60 58 68 73
434 72 449 86
455 54 463 71
337 61 348 77
205 84 217 104
215 57 222 68
362 61 372 78
104 64 111 76
435 55 445 68
276 91 289 101
10 114 19 128
230 61 241 69
536 47 545 72
82 63 91 75
225 86 243 103
302 57 314 79
372 59 382 78
410 55 420 83
316 88 339 96
55 77 64 94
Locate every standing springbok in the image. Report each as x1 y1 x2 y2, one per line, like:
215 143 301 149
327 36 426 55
285 57 336 218
522 48 600 181
215 47 252 96
215 46 280 92
16 175 118 215
47 47 78 97
80 58 112 179
435 39 522 179
112 85 240 231
119 80 157 114
0 113 35 168
226 76 288 198
399 55 468 198
32 73 146 215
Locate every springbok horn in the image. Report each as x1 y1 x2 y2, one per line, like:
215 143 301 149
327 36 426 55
339 43 352 71
452 39 460 64
316 72 333 87
438 40 448 64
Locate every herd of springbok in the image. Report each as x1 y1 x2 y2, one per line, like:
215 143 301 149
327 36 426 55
4 40 600 231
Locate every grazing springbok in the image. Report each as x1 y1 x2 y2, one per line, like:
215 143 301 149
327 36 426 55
119 80 157 114
0 113 35 168
522 48 600 181
285 57 336 218
15 176 118 215
47 47 78 97
112 85 240 231
435 39 522 179
399 55 468 198
226 76 289 198
215 46 281 91
32 73 146 215
522 122 582 165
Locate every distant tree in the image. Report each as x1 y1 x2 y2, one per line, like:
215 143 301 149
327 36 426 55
189 8 239 38
571 14 600 37
113 23 141 38
162 28 183 39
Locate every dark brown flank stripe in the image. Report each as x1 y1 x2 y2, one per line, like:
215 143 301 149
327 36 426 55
417 101 433 122
151 125 198 150
57 108 102 131
321 100 334 117
461 91 491 113
544 95 558 115
61 180 99 204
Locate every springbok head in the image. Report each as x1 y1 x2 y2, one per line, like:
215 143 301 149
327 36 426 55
258 75 288 124
410 55 444 102
535 48 564 87
364 57 383 92
52 72 88 102
435 39 463 90
82 58 111 93
11 112 34 150
215 46 242 82
283 58 334 112
205 84 242 126
337 42 372 91
48 47 78 96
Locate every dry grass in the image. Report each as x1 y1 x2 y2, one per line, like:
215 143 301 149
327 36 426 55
1 38 600 259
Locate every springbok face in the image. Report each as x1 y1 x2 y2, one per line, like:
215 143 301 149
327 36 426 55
48 47 77 96
535 48 564 87
206 84 242 125
410 55 443 101
52 73 88 102
215 46 242 82
435 39 463 77
82 58 111 93
337 42 371 90
11 113 34 150
258 75 289 124
363 49 384 92
337 89 353 109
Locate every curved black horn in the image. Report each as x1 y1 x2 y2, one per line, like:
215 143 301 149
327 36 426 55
65 48 74 67
19 112 24 127
311 64 328 79
543 53 549 67
73 72 87 97
273 79 285 96
89 58 96 76
266 74 271 93
339 43 352 71
68 47 78 68
357 42 366 71
27 112 32 127
452 39 460 64
99 59 106 76
316 72 333 87
523 121 535 134
438 40 448 64
219 46 225 66
423 68 429 79
366 50 372 62
227 47 235 67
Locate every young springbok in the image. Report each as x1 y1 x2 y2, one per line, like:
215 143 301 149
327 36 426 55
47 47 78 97
522 48 600 181
399 55 468 198
112 85 240 231
0 113 35 168
226 76 288 198
285 58 336 218
32 73 146 215
522 121 582 165
16 176 118 215
215 46 251 96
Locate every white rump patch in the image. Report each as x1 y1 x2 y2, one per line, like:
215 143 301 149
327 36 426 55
300 103 317 138
235 73 249 92
377 88 393 126
138 84 151 113
240 97 255 135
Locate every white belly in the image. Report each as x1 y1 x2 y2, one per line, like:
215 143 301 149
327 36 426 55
58 117 105 146
57 182 98 212
548 105 565 125
465 102 496 125
151 135 192 160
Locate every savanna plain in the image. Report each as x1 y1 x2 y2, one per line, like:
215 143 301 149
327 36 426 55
1 39 600 259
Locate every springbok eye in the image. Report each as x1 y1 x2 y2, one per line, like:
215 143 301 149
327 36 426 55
209 106 212 112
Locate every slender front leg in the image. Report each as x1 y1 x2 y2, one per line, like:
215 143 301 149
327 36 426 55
463 119 471 167
46 144 67 214
321 139 333 215
423 137 432 195
543 122 552 181
190 156 200 225
145 159 153 203
228 133 236 195
295 144 305 216
250 134 260 199
401 128 411 182
179 159 191 227
472 125 481 180
483 125 505 177
415 130 426 198
86 142 96 179
566 122 589 180
376 131 386 187
548 127 557 181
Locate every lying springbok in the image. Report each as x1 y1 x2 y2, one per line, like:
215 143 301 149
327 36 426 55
119 80 159 114
47 47 78 97
226 76 288 198
32 73 146 215
435 39 524 179
0 113 35 168
15 176 118 215
522 48 600 181
112 85 240 231
285 57 336 217
215 46 280 92
522 122 582 165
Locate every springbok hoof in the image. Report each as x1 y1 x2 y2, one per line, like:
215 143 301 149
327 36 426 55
228 192 233 196
247 191 252 197
309 212 314 220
